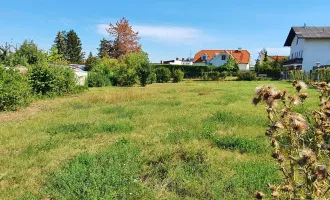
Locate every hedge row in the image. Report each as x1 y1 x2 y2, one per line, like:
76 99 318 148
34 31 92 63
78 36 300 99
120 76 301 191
151 64 215 78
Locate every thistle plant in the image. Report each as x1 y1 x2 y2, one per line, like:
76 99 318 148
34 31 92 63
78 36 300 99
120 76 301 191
253 81 330 199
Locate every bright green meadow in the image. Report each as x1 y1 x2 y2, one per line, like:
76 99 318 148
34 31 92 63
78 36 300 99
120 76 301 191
0 80 319 199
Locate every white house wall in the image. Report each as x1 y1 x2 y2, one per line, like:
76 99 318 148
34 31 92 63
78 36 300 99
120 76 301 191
210 53 228 66
303 39 330 71
238 63 249 71
290 36 305 59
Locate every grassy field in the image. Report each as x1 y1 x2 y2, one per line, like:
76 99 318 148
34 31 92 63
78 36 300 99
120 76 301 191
0 80 319 199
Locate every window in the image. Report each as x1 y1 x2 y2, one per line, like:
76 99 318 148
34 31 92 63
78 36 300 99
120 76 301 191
299 51 300 57
301 50 303 58
292 53 293 59
296 38 299 45
221 55 226 60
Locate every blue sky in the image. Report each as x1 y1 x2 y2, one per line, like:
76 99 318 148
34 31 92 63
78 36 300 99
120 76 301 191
1 0 330 62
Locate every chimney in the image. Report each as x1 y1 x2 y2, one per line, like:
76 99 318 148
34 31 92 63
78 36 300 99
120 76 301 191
176 58 179 61
316 62 321 68
160 60 163 64
182 58 185 61
238 47 242 52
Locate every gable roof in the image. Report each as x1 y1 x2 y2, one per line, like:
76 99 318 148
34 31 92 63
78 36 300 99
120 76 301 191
268 55 288 61
284 26 330 46
193 50 250 64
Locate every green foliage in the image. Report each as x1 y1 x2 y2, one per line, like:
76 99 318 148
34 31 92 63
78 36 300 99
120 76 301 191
14 40 47 66
85 52 101 71
136 62 153 86
289 70 304 80
28 65 79 97
222 56 239 72
87 72 111 87
97 38 111 58
0 67 31 111
238 71 257 81
152 64 210 78
53 31 67 58
254 59 261 72
172 69 184 83
155 67 171 83
43 141 153 199
312 68 330 82
113 65 138 86
47 46 68 65
66 30 84 63
202 71 224 81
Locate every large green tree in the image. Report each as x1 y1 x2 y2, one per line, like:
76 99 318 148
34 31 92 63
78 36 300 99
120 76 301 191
53 31 67 58
66 30 84 63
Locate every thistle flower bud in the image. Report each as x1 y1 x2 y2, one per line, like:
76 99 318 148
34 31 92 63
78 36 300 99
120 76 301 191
315 165 328 180
299 93 308 101
297 149 316 166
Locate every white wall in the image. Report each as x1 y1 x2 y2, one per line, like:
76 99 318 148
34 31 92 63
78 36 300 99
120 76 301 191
290 36 305 59
210 53 228 66
303 39 330 71
239 63 250 71
75 71 88 86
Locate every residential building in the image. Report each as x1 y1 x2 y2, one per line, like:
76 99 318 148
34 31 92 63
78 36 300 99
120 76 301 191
193 48 251 70
260 53 288 64
161 58 193 65
283 26 330 71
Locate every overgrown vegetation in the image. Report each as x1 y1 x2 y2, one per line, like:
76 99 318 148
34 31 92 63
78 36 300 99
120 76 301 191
0 66 31 111
1 81 294 199
253 81 330 199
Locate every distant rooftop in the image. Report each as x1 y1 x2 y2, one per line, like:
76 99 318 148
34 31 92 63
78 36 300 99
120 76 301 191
284 26 330 46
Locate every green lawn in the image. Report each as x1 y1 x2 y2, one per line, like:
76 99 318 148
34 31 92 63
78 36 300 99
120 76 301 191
0 80 319 199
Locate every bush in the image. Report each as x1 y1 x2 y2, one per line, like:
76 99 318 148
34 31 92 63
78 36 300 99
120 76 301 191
0 67 31 111
152 64 210 78
85 56 101 71
202 71 222 81
155 67 171 83
237 71 256 81
28 65 79 97
136 62 154 87
172 69 184 83
113 65 138 86
87 72 111 87
87 63 113 87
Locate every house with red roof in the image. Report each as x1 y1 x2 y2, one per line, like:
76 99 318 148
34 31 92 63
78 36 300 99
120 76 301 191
193 48 251 70
260 53 288 64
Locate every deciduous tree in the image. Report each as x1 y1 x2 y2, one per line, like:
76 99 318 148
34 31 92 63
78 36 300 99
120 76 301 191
106 18 142 58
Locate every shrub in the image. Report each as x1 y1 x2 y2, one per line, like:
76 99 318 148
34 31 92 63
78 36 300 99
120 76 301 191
87 63 113 87
172 69 184 83
155 67 171 83
87 72 111 87
289 70 304 80
28 65 79 97
0 67 31 111
136 62 154 87
113 65 138 86
237 71 256 81
202 71 221 81
85 56 101 71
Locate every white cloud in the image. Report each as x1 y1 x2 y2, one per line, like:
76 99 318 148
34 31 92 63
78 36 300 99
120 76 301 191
97 24 211 45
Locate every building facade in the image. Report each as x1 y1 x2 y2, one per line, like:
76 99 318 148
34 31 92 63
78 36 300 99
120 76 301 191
283 26 330 71
193 48 251 70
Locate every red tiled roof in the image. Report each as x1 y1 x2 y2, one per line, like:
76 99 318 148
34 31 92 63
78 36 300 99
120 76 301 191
268 56 288 61
193 50 250 64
